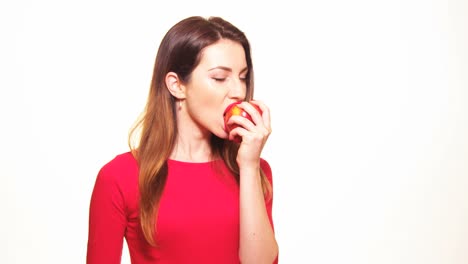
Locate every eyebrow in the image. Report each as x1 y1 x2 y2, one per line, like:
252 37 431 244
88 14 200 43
208 66 248 73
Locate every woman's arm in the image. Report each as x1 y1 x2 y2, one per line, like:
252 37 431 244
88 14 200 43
231 101 278 263
239 160 278 264
87 165 127 264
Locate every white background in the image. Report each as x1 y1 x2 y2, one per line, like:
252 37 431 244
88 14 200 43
2 0 467 263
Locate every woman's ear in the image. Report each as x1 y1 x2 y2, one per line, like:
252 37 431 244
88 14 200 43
165 72 186 99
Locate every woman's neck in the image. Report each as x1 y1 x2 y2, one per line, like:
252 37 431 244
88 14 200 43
170 123 214 162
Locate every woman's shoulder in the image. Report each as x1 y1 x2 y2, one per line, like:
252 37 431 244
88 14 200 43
103 151 137 167
260 158 271 173
97 151 139 184
91 151 139 217
260 158 273 183
101 151 137 170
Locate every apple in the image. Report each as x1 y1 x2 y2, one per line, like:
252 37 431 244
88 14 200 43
223 101 262 141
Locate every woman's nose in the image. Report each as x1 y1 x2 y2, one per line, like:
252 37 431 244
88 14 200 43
228 79 246 100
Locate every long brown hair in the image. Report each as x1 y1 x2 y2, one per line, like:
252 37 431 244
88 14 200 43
129 16 272 246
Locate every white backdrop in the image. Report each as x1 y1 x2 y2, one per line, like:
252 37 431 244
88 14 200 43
2 0 467 263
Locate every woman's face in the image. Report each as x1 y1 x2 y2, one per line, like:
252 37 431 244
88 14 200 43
183 39 248 139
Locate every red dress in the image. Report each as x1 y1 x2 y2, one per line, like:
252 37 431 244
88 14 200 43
87 152 276 263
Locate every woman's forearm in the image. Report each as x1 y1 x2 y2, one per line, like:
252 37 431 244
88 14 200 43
238 166 278 264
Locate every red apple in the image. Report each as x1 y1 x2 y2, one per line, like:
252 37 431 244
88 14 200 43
223 101 262 141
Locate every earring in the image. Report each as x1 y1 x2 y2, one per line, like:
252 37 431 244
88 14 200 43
178 100 182 110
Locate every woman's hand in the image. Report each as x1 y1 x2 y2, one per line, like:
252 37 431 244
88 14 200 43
226 100 271 168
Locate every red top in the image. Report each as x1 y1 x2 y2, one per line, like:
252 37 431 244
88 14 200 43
87 152 276 264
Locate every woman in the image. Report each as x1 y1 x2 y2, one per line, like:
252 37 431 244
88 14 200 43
87 16 278 264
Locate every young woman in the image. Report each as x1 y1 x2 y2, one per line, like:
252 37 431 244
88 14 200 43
87 16 278 264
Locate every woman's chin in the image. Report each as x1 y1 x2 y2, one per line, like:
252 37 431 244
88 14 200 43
211 129 229 140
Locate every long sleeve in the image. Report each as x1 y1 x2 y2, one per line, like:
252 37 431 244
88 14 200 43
87 164 127 264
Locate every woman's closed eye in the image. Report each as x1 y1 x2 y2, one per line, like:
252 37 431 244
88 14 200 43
212 76 247 82
213 77 226 82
